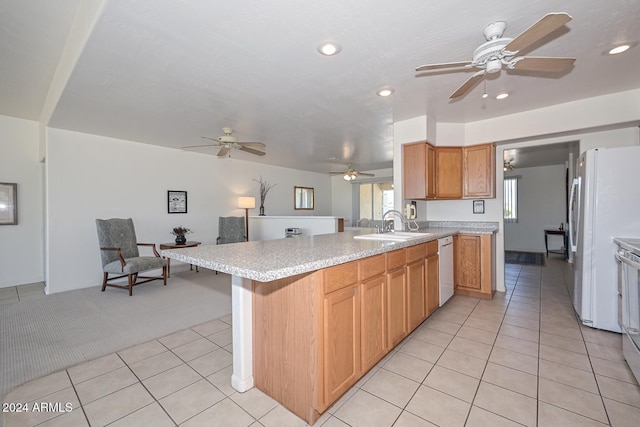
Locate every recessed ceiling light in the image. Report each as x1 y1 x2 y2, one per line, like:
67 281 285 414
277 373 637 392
609 44 630 55
317 41 342 56
376 87 395 97
496 92 509 100
482 92 489 99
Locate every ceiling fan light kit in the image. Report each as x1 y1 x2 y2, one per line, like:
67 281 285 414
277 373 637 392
415 12 576 99
330 164 375 181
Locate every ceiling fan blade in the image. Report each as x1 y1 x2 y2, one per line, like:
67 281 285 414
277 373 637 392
239 146 266 156
511 56 575 72
504 12 572 54
201 136 219 142
416 61 473 72
358 173 375 177
449 70 485 99
329 172 345 175
238 142 266 148
217 147 229 157
182 144 219 150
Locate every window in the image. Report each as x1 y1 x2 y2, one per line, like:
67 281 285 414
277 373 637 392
504 176 518 223
356 181 394 225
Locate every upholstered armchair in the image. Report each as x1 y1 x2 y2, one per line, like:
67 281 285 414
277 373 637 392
96 218 167 296
216 216 246 244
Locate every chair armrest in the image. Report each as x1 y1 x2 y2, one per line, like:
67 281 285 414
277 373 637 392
100 247 126 268
137 242 161 257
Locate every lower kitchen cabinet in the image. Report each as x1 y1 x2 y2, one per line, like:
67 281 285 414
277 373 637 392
407 244 427 330
323 284 360 405
425 241 440 316
386 249 408 348
454 233 494 299
360 273 387 372
252 239 453 425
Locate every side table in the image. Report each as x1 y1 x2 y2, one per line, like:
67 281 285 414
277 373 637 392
159 241 201 277
544 229 568 259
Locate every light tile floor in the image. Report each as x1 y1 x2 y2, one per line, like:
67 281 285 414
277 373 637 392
4 258 640 426
0 282 45 304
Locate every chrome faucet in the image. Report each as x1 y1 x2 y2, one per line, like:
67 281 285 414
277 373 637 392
381 209 406 232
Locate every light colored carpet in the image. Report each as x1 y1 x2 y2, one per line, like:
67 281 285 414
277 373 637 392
0 266 231 404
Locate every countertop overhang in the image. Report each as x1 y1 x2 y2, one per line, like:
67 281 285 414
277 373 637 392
161 227 497 282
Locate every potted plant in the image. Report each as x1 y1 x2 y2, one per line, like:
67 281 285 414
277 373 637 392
254 176 277 216
170 226 192 245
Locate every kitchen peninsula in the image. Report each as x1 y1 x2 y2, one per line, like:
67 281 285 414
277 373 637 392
162 224 497 424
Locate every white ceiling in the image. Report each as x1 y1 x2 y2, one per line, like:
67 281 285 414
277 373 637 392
2 0 639 173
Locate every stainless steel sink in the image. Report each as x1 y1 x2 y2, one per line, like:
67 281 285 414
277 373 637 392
354 232 433 242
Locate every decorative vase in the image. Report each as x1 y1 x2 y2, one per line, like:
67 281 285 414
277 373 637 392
175 234 187 245
259 205 265 216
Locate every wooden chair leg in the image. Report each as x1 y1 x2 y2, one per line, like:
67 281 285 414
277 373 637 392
128 274 134 296
102 273 108 292
163 266 167 286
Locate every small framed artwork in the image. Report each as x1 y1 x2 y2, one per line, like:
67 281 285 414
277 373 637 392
168 191 187 214
0 183 18 225
473 199 485 214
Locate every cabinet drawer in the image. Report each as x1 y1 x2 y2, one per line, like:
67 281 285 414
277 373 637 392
386 249 406 271
426 240 438 257
359 254 386 280
406 244 426 263
324 262 359 294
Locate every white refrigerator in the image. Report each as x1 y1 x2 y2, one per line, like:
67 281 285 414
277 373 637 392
569 146 640 333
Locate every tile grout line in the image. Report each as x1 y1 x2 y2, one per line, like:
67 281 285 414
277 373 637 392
65 369 91 427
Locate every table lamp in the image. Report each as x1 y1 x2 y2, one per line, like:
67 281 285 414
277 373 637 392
238 196 256 241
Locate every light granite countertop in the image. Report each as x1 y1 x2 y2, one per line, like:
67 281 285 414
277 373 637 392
161 225 497 282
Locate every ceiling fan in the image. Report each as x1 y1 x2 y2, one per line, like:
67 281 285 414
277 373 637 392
183 127 266 158
330 164 375 181
503 160 516 171
415 12 575 99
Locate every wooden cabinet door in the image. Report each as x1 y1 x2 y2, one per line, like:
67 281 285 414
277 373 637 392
407 259 426 330
323 285 360 405
425 253 439 316
403 142 426 199
386 267 408 348
360 274 387 372
403 142 435 200
464 143 495 198
456 234 481 290
435 147 463 199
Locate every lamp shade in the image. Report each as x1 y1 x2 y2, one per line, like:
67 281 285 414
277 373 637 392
238 196 256 209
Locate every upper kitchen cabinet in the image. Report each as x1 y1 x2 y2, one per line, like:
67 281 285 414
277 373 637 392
463 143 495 199
435 147 463 199
403 141 435 199
402 142 496 201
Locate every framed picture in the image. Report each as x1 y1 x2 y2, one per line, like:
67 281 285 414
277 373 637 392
473 199 485 214
0 183 17 225
168 190 187 214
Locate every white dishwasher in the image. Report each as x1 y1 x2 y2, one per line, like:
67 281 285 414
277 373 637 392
438 236 454 306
